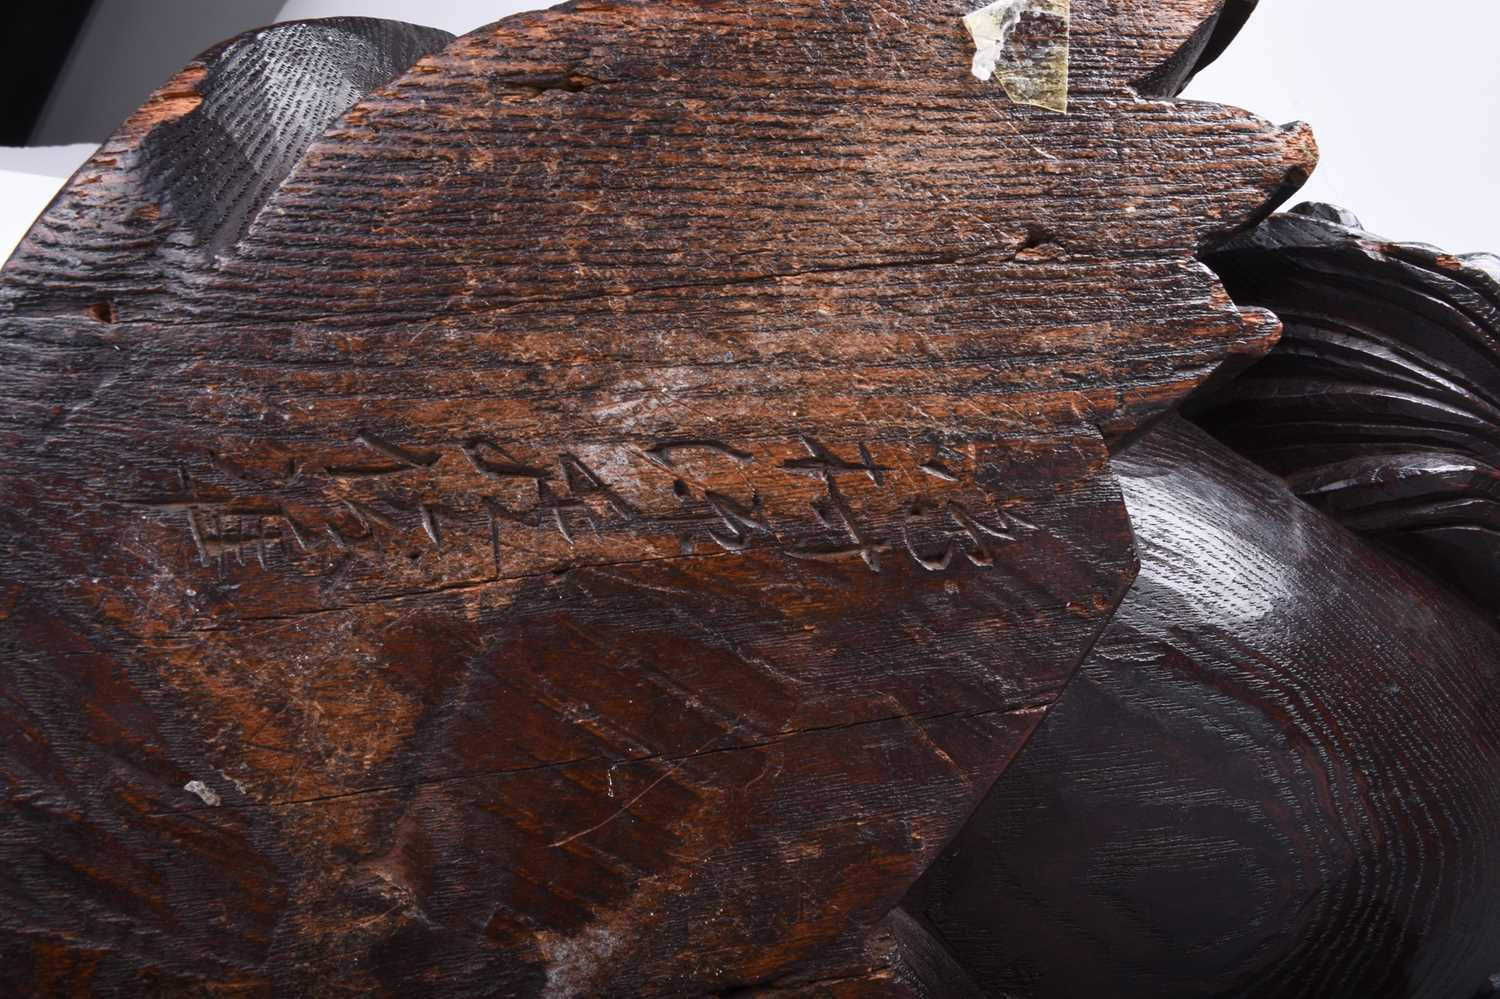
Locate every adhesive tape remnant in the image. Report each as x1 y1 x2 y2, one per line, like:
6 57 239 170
963 0 1070 113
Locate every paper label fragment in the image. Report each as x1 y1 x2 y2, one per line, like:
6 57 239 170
963 0 1070 113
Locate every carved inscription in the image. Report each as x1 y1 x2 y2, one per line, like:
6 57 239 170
124 431 1039 582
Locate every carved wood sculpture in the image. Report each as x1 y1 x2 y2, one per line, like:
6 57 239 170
1198 204 1500 615
909 415 1500 998
0 2 1495 997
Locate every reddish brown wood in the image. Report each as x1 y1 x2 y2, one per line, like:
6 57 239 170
0 1 1313 994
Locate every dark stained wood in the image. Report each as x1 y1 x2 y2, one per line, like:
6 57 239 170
1197 202 1500 614
1135 0 1261 98
0 1 1315 994
135 17 456 254
907 416 1500 999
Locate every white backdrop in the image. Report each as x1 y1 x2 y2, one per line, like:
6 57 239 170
4 1 1497 259
1183 2 1500 254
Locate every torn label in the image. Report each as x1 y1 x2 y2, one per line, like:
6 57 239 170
963 0 1070 113
184 779 221 806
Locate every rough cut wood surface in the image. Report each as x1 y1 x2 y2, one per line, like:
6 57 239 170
908 417 1500 999
0 1 1312 994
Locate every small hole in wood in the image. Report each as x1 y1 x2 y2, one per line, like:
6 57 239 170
1021 224 1056 250
494 71 603 99
84 301 117 323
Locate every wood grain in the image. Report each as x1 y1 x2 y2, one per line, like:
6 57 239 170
909 416 1500 999
0 1 1310 993
1198 202 1500 615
